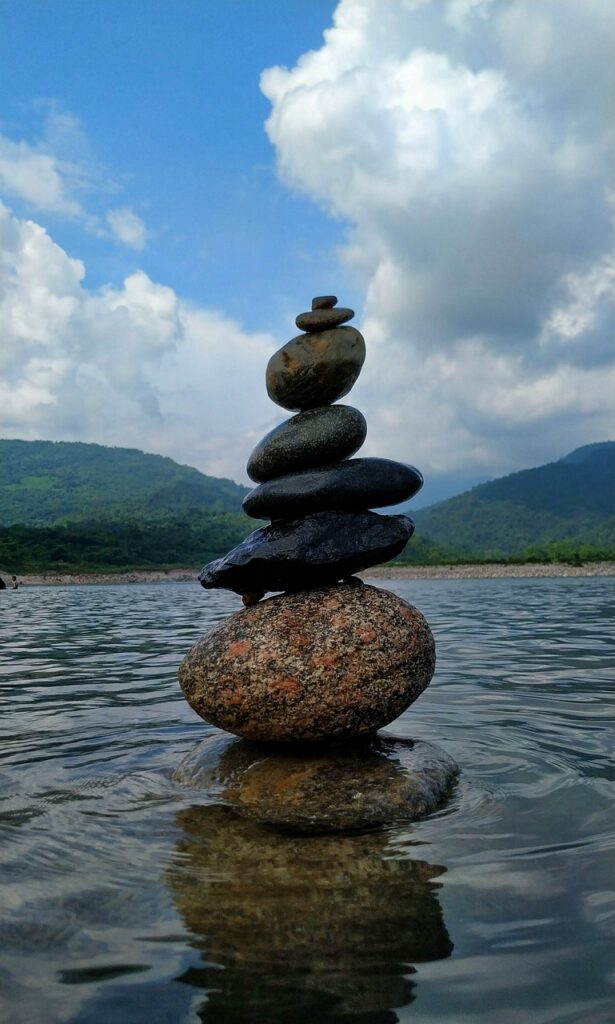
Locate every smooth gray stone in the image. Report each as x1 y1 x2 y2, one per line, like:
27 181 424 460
266 326 365 411
311 294 337 309
174 730 459 832
246 405 367 483
295 307 353 332
243 457 423 519
198 510 414 595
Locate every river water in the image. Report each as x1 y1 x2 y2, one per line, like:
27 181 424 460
0 578 613 1024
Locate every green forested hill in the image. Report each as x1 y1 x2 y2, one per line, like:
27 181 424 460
0 439 257 571
0 439 249 525
1 438 613 572
412 442 615 557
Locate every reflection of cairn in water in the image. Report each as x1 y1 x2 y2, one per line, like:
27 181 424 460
168 805 453 1024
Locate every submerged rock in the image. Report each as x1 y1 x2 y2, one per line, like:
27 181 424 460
174 730 458 832
198 509 413 595
266 326 366 411
179 582 435 742
243 456 423 519
246 404 367 483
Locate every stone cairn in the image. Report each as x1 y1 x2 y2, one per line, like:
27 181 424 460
176 297 458 832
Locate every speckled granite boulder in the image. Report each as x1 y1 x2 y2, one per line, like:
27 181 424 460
174 730 458 832
178 582 436 742
246 404 367 483
243 457 423 520
266 326 366 411
198 510 413 596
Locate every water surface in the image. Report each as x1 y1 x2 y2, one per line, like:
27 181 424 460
0 578 613 1023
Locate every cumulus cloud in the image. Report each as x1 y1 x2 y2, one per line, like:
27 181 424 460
261 0 615 481
0 106 150 248
0 133 83 217
0 201 277 482
106 207 149 250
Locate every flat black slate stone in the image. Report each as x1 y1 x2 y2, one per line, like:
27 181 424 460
198 510 414 595
243 457 423 520
247 405 367 483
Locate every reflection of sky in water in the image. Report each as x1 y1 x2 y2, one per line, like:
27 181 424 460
0 577 613 1023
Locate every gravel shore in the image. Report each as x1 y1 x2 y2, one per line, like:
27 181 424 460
3 562 614 586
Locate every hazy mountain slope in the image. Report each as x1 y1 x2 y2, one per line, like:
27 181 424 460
0 439 249 525
413 443 615 555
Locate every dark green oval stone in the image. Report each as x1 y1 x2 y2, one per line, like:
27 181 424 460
247 405 367 483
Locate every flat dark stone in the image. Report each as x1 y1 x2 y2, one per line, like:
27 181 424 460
247 404 367 483
243 457 423 519
311 295 337 310
198 510 414 595
266 326 365 411
295 307 353 332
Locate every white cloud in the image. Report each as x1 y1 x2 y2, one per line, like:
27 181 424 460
106 207 149 251
0 134 83 216
0 107 149 249
0 201 277 482
261 0 615 479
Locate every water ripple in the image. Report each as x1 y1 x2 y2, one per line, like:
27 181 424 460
0 577 613 1023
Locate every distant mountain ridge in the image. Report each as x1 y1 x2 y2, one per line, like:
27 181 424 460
0 439 249 526
413 442 615 555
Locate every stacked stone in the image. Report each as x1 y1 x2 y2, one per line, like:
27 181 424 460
177 295 458 828
198 296 423 600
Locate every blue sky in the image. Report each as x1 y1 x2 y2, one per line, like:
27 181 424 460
0 0 349 325
1 0 613 506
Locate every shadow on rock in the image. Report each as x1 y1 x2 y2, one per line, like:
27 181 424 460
167 804 453 1023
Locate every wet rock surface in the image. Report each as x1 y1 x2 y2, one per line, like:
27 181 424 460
295 306 354 332
246 404 367 483
198 510 414 595
179 581 435 742
266 326 366 411
244 456 423 519
174 730 459 832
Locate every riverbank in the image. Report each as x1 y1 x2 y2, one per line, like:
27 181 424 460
3 561 614 586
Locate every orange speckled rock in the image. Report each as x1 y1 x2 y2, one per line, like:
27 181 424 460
178 581 436 742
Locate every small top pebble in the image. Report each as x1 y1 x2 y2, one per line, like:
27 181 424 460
312 295 337 310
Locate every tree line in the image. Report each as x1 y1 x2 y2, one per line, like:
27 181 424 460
1 516 611 573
